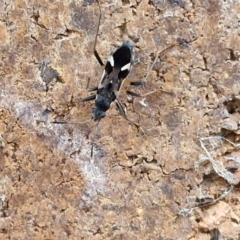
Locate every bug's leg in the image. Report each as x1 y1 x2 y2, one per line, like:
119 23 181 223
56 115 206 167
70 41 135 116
81 94 96 102
129 55 158 87
85 77 98 92
130 53 160 88
85 0 103 92
81 79 98 102
87 86 98 92
129 44 177 97
94 50 104 67
126 90 142 98
127 89 169 98
115 99 127 118
130 44 177 87
90 120 101 158
115 99 144 134
36 108 92 125
130 81 144 87
93 0 104 67
37 119 91 124
127 82 144 98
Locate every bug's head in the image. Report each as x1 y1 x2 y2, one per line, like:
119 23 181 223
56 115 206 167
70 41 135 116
92 108 106 121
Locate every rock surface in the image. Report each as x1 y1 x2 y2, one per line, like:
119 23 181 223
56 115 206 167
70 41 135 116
1 0 240 239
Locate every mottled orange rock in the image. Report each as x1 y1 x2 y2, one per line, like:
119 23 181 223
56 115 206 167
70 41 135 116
1 0 240 239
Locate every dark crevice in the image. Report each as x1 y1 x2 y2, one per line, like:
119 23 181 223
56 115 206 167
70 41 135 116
31 10 49 30
177 37 191 48
203 56 208 70
118 21 128 36
122 0 130 6
55 28 80 40
228 48 238 61
31 35 37 42
223 98 240 114
220 129 240 145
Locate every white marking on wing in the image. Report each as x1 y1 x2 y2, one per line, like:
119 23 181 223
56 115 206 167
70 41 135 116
121 62 131 71
109 55 114 67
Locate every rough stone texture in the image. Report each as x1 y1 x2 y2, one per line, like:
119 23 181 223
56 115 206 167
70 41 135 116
0 0 240 239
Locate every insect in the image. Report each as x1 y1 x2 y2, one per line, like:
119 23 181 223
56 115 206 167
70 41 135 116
79 1 144 157
81 0 138 125
82 40 135 122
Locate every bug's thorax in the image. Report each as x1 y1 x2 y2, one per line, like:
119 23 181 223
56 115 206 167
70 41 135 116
93 70 119 121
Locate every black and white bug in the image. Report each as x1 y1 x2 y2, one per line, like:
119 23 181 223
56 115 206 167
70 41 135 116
37 0 188 157
82 40 135 122
82 19 139 157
